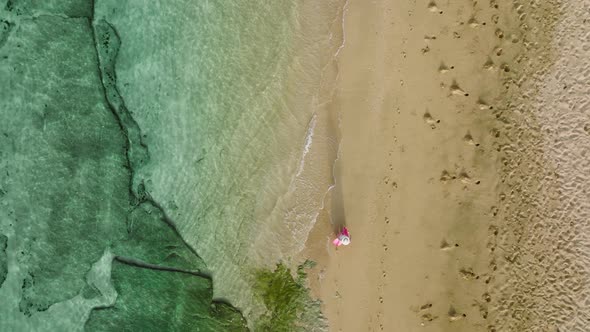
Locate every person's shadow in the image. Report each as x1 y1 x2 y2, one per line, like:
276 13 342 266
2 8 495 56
331 172 346 235
327 108 346 236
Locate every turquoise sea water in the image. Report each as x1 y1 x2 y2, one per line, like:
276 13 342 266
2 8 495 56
0 0 343 330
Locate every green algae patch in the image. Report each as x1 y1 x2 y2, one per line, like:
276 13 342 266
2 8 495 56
254 261 325 332
85 260 247 332
0 4 248 332
4 0 93 18
0 13 131 316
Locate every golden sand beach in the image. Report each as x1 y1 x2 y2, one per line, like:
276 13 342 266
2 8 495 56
300 0 589 331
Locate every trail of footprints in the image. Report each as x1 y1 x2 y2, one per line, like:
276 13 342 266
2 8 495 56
374 202 392 331
377 147 401 329
411 0 525 328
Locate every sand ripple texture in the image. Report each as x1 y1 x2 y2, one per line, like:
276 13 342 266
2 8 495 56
489 0 590 331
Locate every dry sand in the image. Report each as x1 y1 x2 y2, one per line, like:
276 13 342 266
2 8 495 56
300 0 590 331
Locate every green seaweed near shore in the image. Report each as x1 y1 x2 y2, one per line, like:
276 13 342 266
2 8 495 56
255 261 325 332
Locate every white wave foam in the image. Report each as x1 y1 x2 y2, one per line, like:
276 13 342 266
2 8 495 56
333 0 350 58
295 114 317 178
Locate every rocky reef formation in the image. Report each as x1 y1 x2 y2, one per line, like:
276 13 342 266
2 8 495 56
0 1 247 330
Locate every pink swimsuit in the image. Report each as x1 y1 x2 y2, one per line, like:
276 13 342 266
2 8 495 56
332 227 351 246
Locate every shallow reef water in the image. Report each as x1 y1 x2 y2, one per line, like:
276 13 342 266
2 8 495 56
0 1 247 330
0 0 339 330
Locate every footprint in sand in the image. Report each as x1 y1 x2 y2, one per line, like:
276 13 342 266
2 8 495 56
491 14 499 24
448 306 467 321
440 239 459 250
509 33 520 43
489 259 498 272
474 300 489 319
487 225 499 252
450 80 469 96
487 241 496 252
468 17 479 27
477 98 492 110
459 267 478 280
490 205 499 217
516 5 527 21
458 171 471 184
427 1 442 14
438 62 452 73
439 170 457 182
423 111 440 129
489 225 499 236
420 313 438 326
383 176 392 185
493 46 503 56
463 131 480 146
490 128 500 138
463 132 473 143
440 239 452 250
420 303 433 310
483 57 495 70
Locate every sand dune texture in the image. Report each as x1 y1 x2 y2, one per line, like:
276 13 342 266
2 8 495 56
302 0 589 331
